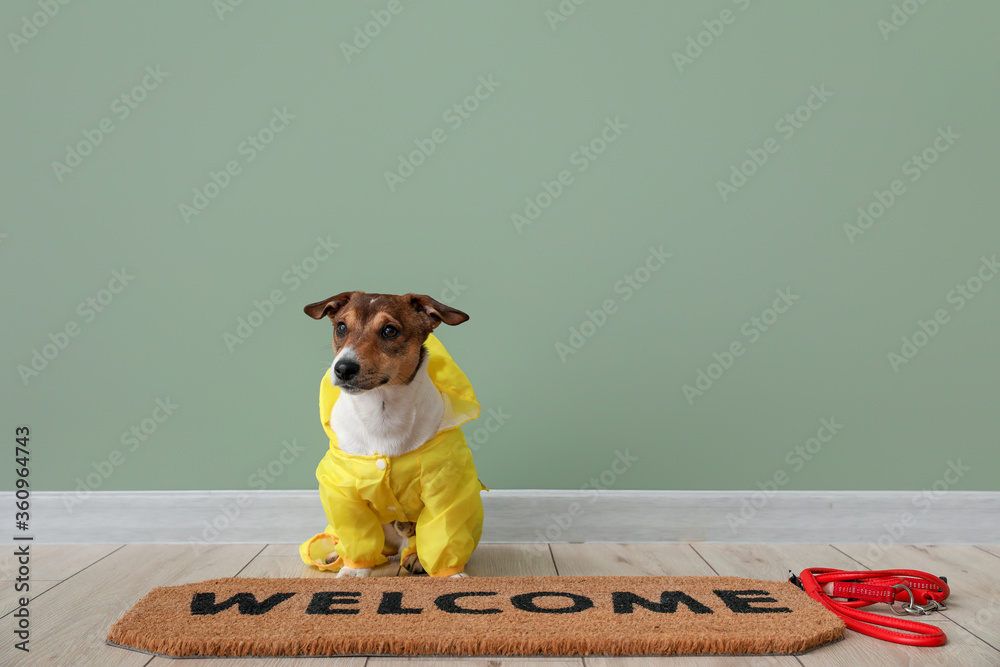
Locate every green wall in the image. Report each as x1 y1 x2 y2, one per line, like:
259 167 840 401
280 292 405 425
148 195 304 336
3 1 998 494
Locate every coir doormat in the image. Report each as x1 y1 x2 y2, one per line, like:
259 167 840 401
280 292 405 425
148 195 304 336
107 575 844 658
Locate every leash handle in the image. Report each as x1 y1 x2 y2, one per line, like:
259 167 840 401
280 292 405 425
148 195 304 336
794 568 950 647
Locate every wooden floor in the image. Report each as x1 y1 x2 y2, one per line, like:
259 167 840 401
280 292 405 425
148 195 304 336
2 543 999 666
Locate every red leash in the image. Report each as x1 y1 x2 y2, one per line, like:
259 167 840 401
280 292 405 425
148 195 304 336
791 568 950 647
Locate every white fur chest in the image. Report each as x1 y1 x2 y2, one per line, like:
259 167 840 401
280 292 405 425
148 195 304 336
329 358 446 457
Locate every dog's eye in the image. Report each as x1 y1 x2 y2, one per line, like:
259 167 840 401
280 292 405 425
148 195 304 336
381 325 398 339
336 322 347 336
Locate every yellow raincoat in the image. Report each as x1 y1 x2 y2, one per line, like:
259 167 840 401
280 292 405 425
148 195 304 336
299 334 486 577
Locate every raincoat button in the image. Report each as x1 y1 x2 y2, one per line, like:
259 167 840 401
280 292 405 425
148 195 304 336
376 459 387 470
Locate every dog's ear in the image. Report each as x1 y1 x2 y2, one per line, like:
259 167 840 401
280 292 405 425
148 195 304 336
304 292 356 320
409 294 469 328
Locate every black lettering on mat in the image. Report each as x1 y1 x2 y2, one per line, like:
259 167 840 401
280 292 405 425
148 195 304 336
435 591 502 614
612 591 714 614
377 591 422 615
306 591 361 615
510 591 594 614
713 589 792 613
190 592 295 615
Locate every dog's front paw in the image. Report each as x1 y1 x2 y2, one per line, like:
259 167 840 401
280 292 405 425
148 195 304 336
336 566 372 578
449 572 469 578
401 552 425 575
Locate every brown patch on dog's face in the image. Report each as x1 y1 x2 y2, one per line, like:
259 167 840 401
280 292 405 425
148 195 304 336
303 291 469 393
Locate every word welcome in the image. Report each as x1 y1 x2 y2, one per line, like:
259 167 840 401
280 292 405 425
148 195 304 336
191 587 793 616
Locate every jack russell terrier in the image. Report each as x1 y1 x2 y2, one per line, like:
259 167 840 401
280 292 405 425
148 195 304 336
298 291 486 579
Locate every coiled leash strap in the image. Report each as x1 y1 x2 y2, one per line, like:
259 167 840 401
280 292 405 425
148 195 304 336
790 568 950 647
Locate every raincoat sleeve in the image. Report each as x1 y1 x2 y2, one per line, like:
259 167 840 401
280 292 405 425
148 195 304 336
318 468 385 569
299 370 388 570
412 432 485 577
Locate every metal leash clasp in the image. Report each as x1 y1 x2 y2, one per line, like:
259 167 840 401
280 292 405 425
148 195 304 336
889 583 947 615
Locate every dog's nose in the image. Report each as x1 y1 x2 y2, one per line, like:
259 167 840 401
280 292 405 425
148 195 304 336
334 359 360 381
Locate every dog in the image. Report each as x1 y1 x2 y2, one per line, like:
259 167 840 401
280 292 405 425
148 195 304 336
301 291 485 579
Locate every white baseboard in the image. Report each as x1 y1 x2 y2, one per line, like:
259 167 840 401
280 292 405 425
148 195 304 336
6 489 998 545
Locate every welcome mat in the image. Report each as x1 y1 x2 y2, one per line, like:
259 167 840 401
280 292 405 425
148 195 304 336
107 575 844 658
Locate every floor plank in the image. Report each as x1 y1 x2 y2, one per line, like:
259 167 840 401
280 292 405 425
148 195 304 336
585 655 799 666
250 543 555 577
976 544 1000 558
835 544 1000 652
465 543 558 577
550 543 716 577
0 543 264 666
370 660 583 666
798 621 997 666
150 657 366 666
0 544 122 618
691 543 865 581
0 579 61 616
0 543 120 580
257 543 303 557
240 555 401 578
